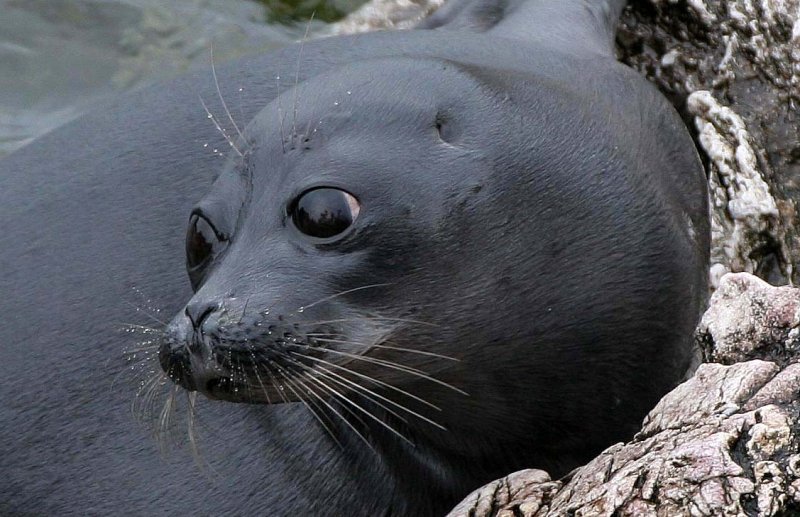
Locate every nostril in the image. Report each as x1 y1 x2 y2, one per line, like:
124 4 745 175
184 300 219 329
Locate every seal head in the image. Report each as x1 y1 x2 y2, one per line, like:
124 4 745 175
159 54 707 472
160 59 502 406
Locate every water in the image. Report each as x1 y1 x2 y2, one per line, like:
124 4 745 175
0 0 367 157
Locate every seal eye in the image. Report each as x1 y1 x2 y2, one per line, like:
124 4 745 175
290 188 360 239
185 214 226 288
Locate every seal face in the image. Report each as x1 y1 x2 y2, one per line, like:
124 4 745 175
158 44 709 487
159 60 506 413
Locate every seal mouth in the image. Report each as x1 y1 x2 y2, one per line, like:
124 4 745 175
159 322 342 404
203 377 229 400
160 306 456 406
166 341 392 405
201 370 310 404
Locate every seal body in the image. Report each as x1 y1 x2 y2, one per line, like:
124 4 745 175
0 1 708 515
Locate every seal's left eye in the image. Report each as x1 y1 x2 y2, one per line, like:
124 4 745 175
186 214 221 269
290 188 360 239
185 214 227 290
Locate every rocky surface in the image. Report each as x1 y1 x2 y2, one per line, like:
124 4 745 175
616 0 799 287
332 0 444 33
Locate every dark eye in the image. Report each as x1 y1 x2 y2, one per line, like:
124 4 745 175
290 188 360 239
186 214 225 279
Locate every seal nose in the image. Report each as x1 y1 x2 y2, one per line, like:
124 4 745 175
185 300 219 330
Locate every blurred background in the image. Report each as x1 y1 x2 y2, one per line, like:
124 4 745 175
0 0 370 157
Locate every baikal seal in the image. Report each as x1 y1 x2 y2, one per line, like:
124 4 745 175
0 0 708 515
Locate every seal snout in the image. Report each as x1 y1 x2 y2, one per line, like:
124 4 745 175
159 298 226 394
184 299 220 333
158 334 231 397
158 337 197 392
159 292 346 403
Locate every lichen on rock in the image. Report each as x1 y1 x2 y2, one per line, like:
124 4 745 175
617 0 800 286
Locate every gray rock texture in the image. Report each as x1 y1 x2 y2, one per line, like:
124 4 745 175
332 0 444 33
616 0 799 287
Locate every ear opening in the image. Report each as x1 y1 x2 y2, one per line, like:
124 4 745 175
435 111 461 144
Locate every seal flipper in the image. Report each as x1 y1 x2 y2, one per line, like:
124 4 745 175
418 0 627 57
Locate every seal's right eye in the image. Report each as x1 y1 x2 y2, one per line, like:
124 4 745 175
289 188 360 240
186 214 226 288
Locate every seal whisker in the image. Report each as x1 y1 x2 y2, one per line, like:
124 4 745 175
275 366 369 448
131 373 154 418
276 74 286 154
185 390 210 471
292 354 442 412
289 371 367 431
284 359 414 447
310 365 446 431
122 342 160 358
308 337 459 362
126 286 168 320
264 360 290 404
286 356 410 425
143 376 169 427
299 317 440 328
276 368 343 449
120 323 162 335
291 13 315 139
209 44 245 145
118 322 162 386
289 374 341 437
112 349 152 391
122 362 156 386
156 384 179 453
122 299 167 326
134 369 167 423
297 283 392 311
247 349 273 405
368 343 460 362
117 355 159 394
199 96 242 157
238 295 252 324
303 371 414 446
289 355 447 431
229 349 248 401
122 343 160 353
302 111 316 141
294 346 468 396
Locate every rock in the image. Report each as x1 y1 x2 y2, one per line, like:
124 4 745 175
446 470 561 517
616 0 799 286
332 0 444 33
697 272 800 364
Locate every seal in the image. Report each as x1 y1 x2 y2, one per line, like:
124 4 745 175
0 1 709 515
